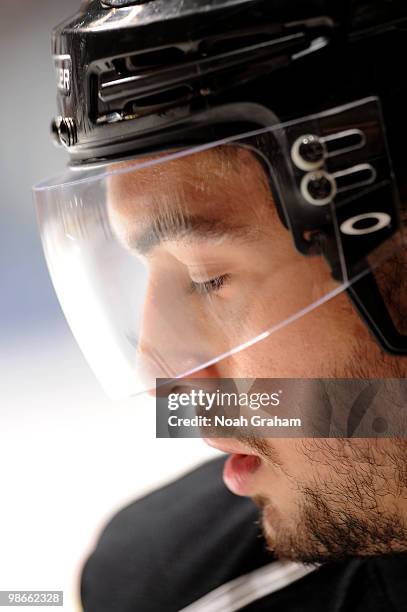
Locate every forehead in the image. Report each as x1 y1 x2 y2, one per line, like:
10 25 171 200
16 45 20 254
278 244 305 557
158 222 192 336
107 145 275 224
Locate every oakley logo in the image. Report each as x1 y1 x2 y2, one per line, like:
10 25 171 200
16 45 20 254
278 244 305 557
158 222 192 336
340 212 392 236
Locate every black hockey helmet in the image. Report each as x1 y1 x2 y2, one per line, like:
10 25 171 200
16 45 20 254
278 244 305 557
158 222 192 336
34 0 407 397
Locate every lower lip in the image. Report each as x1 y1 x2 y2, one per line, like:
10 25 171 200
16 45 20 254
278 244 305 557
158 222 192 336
223 454 261 496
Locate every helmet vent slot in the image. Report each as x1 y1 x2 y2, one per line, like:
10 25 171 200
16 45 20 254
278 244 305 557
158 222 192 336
93 22 330 124
123 47 187 73
123 85 194 116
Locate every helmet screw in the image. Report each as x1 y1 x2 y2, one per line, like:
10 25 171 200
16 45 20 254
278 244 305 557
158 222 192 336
301 171 337 206
291 134 326 171
51 116 78 148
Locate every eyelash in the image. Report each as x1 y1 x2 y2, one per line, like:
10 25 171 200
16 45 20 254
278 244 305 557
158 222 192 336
190 274 231 296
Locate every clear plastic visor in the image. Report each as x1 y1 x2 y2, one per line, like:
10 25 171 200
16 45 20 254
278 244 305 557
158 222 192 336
33 98 403 398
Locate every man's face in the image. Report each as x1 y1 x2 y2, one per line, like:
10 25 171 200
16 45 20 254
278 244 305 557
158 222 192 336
108 146 407 563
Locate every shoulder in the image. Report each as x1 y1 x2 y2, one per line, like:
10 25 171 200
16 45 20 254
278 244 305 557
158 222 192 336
88 457 259 557
81 457 268 612
81 457 407 612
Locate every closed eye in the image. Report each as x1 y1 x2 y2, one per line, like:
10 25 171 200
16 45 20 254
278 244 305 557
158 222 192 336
190 274 231 296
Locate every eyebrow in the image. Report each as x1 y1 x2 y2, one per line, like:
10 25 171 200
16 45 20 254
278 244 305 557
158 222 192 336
130 212 254 254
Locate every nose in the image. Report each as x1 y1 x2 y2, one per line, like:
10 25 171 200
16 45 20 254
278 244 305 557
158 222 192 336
136 272 221 390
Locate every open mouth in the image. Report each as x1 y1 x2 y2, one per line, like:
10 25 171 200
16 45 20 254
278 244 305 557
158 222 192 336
203 438 262 496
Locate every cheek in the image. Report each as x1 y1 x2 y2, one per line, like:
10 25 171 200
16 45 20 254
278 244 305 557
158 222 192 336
215 291 363 379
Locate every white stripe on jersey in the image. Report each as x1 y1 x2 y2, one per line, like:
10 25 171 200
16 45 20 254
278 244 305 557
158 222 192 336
179 561 318 612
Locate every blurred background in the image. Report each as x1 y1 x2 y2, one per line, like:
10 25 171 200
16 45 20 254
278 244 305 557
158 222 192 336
0 1 217 609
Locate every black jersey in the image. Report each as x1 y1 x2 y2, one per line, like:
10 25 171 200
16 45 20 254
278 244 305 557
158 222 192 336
81 457 407 612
